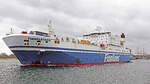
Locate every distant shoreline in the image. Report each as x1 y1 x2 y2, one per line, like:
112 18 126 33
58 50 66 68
132 55 150 60
0 53 16 59
0 57 16 59
1 53 150 60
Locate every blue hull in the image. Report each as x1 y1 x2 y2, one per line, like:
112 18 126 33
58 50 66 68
11 47 132 66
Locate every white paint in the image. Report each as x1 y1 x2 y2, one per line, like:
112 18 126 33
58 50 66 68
104 53 120 62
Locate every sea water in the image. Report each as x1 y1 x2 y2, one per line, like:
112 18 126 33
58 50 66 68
0 59 150 84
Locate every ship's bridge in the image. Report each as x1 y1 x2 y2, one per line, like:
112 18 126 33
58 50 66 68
83 32 111 37
83 32 111 47
29 31 49 37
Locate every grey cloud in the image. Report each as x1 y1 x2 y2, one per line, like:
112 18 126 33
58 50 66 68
1 0 150 54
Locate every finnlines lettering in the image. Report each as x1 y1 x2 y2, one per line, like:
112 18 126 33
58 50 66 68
28 37 51 41
104 54 120 62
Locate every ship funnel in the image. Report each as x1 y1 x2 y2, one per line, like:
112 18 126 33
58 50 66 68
120 33 125 46
121 33 125 38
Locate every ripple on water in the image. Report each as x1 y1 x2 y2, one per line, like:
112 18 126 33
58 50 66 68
0 59 150 84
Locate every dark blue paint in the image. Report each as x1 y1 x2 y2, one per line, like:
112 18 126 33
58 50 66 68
12 50 132 64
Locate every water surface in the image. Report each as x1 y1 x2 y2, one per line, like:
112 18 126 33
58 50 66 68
0 59 150 84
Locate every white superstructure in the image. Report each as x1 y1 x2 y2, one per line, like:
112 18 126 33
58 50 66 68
3 24 131 54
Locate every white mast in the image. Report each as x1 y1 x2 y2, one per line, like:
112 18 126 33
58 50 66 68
6 27 14 35
48 20 54 36
10 27 13 34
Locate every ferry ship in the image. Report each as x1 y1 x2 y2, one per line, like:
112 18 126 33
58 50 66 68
3 22 132 66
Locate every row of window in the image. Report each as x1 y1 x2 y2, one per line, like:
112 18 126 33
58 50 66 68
57 37 80 44
24 40 42 45
24 40 30 45
24 38 108 46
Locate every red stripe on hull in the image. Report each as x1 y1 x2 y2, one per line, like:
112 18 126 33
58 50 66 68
22 61 129 66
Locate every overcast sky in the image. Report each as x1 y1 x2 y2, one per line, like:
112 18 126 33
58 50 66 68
0 0 150 54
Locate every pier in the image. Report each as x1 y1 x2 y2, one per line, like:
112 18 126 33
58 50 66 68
132 55 150 60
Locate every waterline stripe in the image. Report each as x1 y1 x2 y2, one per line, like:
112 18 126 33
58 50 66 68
22 61 129 66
